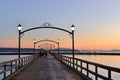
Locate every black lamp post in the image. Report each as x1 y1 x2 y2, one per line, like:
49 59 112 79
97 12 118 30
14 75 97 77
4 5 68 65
53 45 55 54
17 24 22 58
33 39 36 54
71 24 75 68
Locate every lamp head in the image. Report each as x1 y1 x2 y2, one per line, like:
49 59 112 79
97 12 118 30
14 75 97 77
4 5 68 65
17 24 22 31
71 24 75 31
57 39 60 43
33 39 36 43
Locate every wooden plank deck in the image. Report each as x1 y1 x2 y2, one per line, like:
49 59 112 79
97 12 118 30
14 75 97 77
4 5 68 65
11 54 83 80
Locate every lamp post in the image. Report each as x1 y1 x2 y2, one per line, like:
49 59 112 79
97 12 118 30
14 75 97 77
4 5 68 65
53 45 55 54
17 24 22 69
57 39 60 54
33 39 36 54
71 24 75 68
17 24 22 58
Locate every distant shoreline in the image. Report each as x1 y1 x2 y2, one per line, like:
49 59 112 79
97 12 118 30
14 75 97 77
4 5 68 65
60 53 120 55
0 53 120 55
0 53 33 55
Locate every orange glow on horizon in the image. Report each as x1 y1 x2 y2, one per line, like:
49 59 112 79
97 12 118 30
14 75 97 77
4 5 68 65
1 38 120 50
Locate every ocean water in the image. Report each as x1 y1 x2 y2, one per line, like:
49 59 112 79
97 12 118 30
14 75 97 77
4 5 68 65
0 55 29 63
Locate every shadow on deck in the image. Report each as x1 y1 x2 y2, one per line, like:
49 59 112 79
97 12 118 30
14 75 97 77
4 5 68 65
9 53 83 80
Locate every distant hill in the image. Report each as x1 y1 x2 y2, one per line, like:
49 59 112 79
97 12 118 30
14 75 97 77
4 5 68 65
54 48 80 53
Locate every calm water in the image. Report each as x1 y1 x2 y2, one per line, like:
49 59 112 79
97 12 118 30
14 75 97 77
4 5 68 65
66 55 120 80
0 55 29 63
75 55 120 68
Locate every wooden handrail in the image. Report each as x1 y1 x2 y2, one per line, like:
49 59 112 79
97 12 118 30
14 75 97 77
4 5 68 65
0 54 39 80
0 56 32 66
53 54 120 80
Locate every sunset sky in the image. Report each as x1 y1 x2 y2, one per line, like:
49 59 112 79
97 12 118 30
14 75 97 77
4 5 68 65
0 0 120 50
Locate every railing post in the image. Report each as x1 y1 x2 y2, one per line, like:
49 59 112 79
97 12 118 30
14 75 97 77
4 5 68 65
10 62 12 75
18 59 21 69
26 57 28 64
66 57 68 64
60 56 62 62
70 58 72 67
63 56 64 63
15 60 18 71
95 65 98 80
76 59 78 70
25 57 27 64
65 57 67 64
81 61 82 73
4 65 6 79
68 57 70 65
21 59 23 67
23 58 25 65
68 58 70 66
108 69 111 79
87 63 89 77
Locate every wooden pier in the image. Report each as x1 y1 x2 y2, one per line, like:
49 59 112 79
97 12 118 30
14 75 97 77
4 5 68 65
8 54 83 80
1 52 120 80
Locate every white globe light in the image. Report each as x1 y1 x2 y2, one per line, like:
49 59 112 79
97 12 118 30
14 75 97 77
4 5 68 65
17 24 22 30
57 39 60 42
71 24 75 31
33 39 36 43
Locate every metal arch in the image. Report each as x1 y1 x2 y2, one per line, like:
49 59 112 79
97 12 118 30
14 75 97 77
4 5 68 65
20 26 72 34
38 43 55 50
35 39 58 44
38 43 55 47
38 43 55 48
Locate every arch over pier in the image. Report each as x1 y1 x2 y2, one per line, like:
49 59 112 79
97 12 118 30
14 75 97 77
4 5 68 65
17 23 75 66
33 39 60 53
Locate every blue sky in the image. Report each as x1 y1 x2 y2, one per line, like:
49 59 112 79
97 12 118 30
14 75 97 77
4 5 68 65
0 0 120 49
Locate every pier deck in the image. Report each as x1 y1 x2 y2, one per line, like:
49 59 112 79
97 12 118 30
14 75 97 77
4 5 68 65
11 54 83 80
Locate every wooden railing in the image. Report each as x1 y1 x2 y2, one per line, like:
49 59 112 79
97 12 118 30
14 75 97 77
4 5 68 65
0 54 39 80
54 54 120 80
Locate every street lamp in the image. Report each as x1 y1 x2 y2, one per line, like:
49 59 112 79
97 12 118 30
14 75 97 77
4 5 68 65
57 39 60 54
71 24 75 31
33 39 36 54
71 24 75 68
17 24 22 58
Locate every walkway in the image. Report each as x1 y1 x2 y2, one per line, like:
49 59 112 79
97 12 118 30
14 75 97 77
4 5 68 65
12 54 83 80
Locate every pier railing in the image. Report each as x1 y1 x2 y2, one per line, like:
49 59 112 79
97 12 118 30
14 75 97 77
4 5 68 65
53 54 120 80
0 54 39 80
